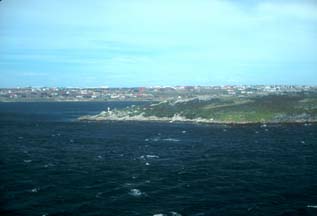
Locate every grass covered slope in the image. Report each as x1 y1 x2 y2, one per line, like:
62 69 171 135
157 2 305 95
79 93 317 123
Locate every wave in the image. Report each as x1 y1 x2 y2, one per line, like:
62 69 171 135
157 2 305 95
129 188 143 197
153 212 182 216
162 138 180 142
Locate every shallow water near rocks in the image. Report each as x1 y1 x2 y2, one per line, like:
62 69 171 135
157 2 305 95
0 102 317 216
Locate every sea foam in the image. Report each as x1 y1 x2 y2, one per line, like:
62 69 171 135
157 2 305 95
129 188 143 197
163 138 180 142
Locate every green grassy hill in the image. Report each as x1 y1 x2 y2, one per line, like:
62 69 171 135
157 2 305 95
78 93 317 123
127 93 317 123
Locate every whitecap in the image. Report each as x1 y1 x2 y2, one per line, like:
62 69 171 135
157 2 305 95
307 205 317 208
181 130 187 134
170 212 182 216
24 160 32 163
129 188 143 197
146 155 159 159
31 188 39 193
145 162 150 166
153 214 165 216
163 138 180 142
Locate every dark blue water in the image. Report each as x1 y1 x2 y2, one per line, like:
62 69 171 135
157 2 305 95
0 102 316 216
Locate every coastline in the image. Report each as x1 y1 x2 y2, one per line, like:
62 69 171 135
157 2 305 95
77 94 317 125
78 113 317 125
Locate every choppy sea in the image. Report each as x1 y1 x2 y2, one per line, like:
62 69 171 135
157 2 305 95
0 102 316 216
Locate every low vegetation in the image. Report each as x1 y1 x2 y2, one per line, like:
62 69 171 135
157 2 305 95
79 93 317 123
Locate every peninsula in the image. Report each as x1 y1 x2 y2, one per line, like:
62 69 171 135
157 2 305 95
78 93 317 124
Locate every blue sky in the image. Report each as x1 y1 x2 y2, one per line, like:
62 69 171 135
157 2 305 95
0 0 316 87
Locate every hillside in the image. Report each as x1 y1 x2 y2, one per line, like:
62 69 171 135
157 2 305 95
78 93 317 124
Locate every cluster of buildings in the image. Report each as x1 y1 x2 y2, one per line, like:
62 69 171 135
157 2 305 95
0 85 315 102
0 87 150 102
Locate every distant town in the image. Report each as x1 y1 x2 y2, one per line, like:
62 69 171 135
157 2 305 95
0 85 316 102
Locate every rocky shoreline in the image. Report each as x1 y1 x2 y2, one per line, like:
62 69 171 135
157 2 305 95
78 111 317 125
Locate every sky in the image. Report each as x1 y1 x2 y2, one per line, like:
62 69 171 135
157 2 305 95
0 0 317 87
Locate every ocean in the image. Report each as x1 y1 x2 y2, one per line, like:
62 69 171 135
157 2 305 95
0 102 316 216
